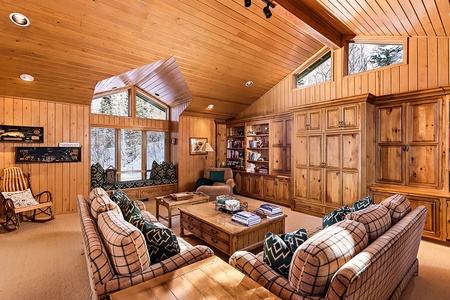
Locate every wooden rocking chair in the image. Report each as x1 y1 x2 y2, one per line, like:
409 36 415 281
0 167 54 231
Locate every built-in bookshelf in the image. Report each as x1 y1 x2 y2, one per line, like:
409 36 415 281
245 121 269 173
226 124 245 170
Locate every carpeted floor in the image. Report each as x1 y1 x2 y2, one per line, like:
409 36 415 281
0 196 449 299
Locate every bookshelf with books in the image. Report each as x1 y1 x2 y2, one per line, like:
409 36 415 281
226 124 245 170
245 121 269 173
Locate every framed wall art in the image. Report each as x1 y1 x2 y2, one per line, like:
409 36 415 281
0 125 44 143
15 147 82 163
189 137 207 155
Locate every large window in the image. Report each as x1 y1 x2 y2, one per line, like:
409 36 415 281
136 93 167 120
91 90 130 116
296 51 331 88
91 128 166 181
348 42 403 75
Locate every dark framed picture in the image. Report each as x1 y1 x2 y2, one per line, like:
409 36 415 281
15 147 82 163
189 137 207 155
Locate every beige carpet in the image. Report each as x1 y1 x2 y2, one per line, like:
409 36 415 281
0 196 449 299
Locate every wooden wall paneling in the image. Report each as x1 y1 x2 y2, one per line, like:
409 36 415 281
437 38 449 86
54 103 64 214
399 64 410 93
216 121 227 168
428 37 438 88
47 102 57 213
417 38 428 90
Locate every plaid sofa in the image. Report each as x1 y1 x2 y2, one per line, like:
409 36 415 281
229 202 427 300
76 194 214 300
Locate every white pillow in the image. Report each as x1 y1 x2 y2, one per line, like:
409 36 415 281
1 188 38 208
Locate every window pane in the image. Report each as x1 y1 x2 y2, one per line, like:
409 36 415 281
136 93 167 120
146 131 166 170
91 90 130 116
296 52 332 88
348 43 403 75
91 128 116 168
120 130 142 181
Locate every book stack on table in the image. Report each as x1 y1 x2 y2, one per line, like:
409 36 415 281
254 204 284 219
231 211 261 226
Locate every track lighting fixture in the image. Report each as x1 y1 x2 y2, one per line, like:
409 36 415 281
244 0 275 19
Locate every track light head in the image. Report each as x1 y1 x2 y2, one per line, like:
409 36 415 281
245 0 251 7
263 4 272 18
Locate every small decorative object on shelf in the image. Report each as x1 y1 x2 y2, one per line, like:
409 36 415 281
0 125 44 143
215 195 242 213
105 165 117 184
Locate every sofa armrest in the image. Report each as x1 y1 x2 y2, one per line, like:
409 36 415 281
141 210 158 223
225 178 235 189
160 244 214 272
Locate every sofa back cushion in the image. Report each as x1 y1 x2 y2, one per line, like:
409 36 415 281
380 194 411 224
90 192 122 220
88 187 109 205
97 210 150 276
289 220 368 297
345 204 392 242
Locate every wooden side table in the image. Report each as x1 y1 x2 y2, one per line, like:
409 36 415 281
109 256 281 300
155 191 209 228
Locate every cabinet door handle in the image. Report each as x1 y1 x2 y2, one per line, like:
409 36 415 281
210 228 219 235
306 124 310 130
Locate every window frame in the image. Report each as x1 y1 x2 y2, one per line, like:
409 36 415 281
344 36 408 77
91 87 131 117
135 88 168 120
293 47 333 89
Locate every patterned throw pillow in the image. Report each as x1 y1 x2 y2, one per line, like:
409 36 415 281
90 163 105 188
1 189 38 208
118 197 142 223
150 161 165 180
110 189 129 204
90 193 122 220
131 216 180 264
322 205 352 228
345 204 392 242
352 196 374 211
263 228 308 278
380 194 411 224
88 187 109 205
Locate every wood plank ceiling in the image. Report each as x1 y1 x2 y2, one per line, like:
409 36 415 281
0 0 449 120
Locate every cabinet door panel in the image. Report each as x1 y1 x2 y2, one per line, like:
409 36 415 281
408 197 439 238
263 177 276 200
342 172 359 206
308 135 322 167
294 167 308 198
308 168 322 202
295 112 308 132
325 107 340 130
342 105 358 129
249 175 263 197
325 134 340 168
377 145 403 183
272 146 284 172
408 145 439 186
309 110 322 131
409 101 438 143
342 133 359 170
378 106 403 142
295 136 307 166
325 169 341 205
272 120 284 145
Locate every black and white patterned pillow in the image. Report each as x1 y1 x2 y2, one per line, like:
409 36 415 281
118 197 142 223
90 163 105 188
322 205 352 228
110 189 128 204
131 216 180 264
150 161 165 180
263 228 308 278
352 196 374 211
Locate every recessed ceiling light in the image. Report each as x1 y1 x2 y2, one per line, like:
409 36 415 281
20 74 34 82
207 104 214 109
245 81 253 87
9 12 30 27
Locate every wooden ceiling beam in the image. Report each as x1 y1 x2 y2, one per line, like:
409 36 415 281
274 0 355 49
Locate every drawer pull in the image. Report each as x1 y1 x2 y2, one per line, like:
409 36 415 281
210 228 218 235
187 225 194 230
210 237 219 244
187 217 194 222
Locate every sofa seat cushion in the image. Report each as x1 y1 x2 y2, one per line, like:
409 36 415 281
345 204 392 242
322 205 352 228
90 192 122 220
131 217 181 264
289 220 368 297
381 194 411 224
263 228 308 278
97 210 150 276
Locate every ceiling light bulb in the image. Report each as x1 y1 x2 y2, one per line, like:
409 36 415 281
9 12 30 27
20 74 34 82
245 81 253 87
207 104 214 109
263 4 272 18
245 0 251 7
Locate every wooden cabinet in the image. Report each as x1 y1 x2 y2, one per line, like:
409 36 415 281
291 95 375 217
376 99 441 188
234 171 291 206
370 186 443 240
246 121 269 173
270 117 291 175
295 109 321 133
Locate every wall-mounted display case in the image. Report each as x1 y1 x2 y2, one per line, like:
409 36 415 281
0 125 44 143
15 147 81 163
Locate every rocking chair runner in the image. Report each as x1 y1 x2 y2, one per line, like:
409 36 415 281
0 167 54 231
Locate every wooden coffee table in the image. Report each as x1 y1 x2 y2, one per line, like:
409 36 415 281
179 201 286 256
109 256 281 300
155 191 209 228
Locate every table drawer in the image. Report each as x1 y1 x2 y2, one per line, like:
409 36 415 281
180 213 202 228
202 231 230 254
202 223 229 241
181 220 202 236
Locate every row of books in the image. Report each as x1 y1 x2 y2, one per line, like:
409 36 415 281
254 204 284 219
231 211 261 226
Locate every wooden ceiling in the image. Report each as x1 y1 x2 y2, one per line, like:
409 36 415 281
0 0 449 120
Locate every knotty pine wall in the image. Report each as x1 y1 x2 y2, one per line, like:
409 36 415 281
177 116 217 192
237 36 450 119
0 96 91 215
